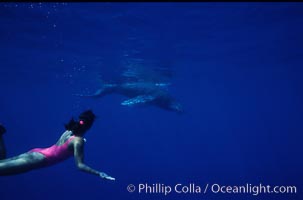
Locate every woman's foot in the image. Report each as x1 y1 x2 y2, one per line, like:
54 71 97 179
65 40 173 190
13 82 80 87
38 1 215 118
0 124 6 136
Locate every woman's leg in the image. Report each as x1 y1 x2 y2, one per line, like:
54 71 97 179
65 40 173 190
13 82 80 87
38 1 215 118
0 136 6 160
0 124 47 176
0 124 6 159
0 152 46 176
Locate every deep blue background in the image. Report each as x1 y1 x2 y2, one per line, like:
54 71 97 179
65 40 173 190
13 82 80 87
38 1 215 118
0 2 302 200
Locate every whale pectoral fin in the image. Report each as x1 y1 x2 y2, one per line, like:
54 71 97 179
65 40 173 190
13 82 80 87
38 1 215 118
121 95 155 106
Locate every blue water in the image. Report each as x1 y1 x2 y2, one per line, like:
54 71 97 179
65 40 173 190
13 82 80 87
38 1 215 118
0 2 302 200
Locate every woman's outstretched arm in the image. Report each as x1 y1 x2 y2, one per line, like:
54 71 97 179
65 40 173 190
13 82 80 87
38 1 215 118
73 137 115 180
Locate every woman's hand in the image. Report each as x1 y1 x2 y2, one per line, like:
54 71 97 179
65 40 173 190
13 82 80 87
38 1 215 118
99 172 115 181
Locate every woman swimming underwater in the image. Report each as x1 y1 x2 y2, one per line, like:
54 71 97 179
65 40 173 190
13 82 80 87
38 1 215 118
0 110 115 180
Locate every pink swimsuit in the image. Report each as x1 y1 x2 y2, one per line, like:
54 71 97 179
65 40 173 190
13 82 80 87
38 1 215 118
29 135 75 166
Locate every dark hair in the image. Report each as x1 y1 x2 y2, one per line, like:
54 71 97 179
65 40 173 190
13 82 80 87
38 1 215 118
65 110 96 136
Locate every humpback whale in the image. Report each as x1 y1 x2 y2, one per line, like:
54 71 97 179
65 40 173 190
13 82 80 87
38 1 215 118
77 66 183 113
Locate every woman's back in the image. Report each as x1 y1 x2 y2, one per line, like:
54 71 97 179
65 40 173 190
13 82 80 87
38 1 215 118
29 131 76 165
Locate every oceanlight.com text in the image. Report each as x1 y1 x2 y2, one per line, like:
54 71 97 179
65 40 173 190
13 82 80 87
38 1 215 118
210 183 297 196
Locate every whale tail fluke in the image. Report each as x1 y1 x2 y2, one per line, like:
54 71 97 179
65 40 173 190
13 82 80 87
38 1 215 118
73 83 117 98
73 88 105 98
